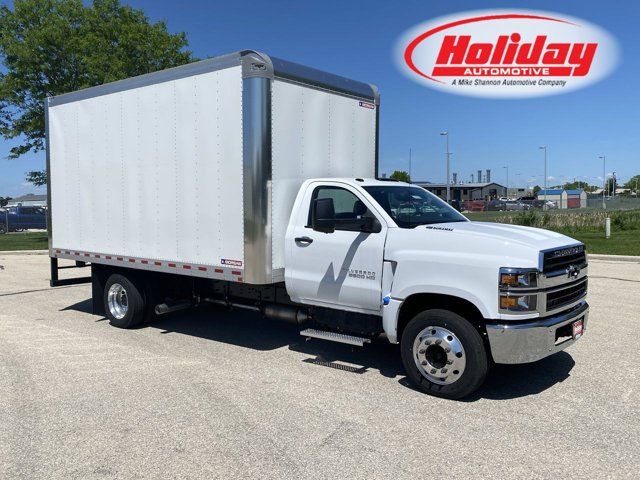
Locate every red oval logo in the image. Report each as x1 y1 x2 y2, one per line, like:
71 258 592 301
396 10 619 98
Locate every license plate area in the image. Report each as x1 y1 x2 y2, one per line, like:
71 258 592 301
572 319 584 339
554 317 584 345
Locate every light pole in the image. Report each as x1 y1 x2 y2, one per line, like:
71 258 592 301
503 165 509 199
539 146 547 208
599 155 606 208
440 131 450 203
612 171 616 199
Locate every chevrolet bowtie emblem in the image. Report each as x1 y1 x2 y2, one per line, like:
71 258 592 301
566 264 581 279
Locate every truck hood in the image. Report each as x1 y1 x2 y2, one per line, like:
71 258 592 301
429 221 572 250
385 221 581 270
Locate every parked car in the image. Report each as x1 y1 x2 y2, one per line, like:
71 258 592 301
486 199 507 211
505 200 532 211
0 206 47 233
517 196 546 209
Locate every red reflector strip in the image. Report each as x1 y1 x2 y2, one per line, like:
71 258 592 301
214 268 223 274
237 277 243 282
198 267 207 272
141 260 148 264
75 252 80 256
168 263 176 268
84 253 90 257
183 265 191 270
117 257 123 261
106 256 112 260
128 259 135 263
95 254 100 258
65 251 70 254
154 261 162 266
56 250 61 253
232 270 241 276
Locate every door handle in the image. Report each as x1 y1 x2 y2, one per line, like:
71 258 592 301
294 236 313 244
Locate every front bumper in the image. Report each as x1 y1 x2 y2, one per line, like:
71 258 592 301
486 301 589 364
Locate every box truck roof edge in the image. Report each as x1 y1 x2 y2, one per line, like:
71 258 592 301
46 50 380 286
46 50 380 107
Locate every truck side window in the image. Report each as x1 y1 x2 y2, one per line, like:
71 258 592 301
308 186 369 231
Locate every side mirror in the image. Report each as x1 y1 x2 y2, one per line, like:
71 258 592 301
312 198 335 233
361 216 382 233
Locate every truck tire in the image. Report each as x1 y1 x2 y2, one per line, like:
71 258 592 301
400 309 488 400
0 223 6 234
103 273 146 328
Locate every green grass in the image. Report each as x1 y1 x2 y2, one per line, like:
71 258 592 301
465 209 640 256
0 232 48 251
554 229 640 256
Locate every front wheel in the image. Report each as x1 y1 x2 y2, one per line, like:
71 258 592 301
400 309 488 399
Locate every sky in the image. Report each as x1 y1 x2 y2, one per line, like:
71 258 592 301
1 0 639 197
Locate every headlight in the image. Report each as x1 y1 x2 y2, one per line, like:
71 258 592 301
499 294 537 312
499 267 539 313
499 268 538 288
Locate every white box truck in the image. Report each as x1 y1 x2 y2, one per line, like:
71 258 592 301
47 50 588 399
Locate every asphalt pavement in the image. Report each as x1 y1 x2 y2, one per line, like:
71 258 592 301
0 253 638 479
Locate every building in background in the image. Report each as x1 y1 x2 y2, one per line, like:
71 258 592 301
7 193 47 207
414 182 507 201
537 188 586 209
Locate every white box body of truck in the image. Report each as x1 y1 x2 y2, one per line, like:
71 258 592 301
47 50 378 284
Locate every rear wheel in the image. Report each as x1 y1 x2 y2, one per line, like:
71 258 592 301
103 273 146 328
0 223 6 234
400 309 488 399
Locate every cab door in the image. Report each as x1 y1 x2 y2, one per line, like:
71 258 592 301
285 183 386 312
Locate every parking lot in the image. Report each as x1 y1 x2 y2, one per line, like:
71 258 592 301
1 252 639 479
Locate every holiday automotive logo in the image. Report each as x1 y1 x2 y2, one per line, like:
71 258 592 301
397 10 619 98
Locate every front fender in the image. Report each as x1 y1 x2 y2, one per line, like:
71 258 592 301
393 284 492 319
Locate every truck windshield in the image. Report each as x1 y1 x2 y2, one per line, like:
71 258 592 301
363 185 468 228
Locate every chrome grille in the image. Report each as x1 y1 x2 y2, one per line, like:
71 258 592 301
542 245 586 275
546 278 588 311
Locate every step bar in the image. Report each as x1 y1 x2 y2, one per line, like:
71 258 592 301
300 328 371 347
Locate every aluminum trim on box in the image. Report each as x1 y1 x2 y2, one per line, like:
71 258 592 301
242 76 273 284
45 98 53 253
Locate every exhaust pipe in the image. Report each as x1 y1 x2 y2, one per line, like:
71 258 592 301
203 297 308 324
263 304 309 325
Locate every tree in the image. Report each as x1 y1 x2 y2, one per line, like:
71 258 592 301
25 171 48 187
532 185 541 195
562 181 598 192
390 170 411 182
624 174 640 191
0 196 12 207
0 0 194 184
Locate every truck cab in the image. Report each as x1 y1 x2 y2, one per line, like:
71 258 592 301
286 178 588 398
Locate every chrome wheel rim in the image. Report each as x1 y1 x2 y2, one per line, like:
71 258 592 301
107 283 128 320
413 326 466 385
